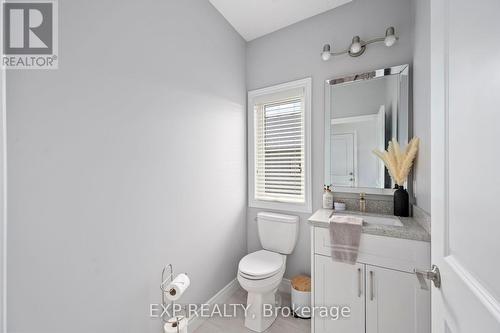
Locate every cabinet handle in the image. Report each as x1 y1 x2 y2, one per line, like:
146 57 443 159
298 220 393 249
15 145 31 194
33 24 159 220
370 270 375 301
357 268 362 297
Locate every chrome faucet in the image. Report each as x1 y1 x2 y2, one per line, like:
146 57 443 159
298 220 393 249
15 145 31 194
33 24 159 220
359 192 366 213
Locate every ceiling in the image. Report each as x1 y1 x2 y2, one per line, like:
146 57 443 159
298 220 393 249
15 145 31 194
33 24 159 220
209 0 352 41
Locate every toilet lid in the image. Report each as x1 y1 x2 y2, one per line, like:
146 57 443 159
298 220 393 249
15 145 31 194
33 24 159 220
239 250 284 279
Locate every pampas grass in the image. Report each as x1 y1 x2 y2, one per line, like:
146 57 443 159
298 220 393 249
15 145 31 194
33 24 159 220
373 137 420 185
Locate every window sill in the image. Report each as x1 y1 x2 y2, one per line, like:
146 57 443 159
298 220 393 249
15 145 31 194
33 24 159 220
248 199 312 214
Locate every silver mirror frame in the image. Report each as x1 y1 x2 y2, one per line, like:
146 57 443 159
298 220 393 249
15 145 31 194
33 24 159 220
324 64 410 196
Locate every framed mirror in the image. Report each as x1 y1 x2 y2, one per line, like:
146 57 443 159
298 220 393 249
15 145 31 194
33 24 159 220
324 64 410 195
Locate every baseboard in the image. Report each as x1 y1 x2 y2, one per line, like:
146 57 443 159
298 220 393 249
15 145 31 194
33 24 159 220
188 278 240 332
279 278 291 294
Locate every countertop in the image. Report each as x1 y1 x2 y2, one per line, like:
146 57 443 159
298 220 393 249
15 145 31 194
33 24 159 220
308 209 431 242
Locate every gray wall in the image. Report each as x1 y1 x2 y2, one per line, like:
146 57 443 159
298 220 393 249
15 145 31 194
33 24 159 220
6 1 246 332
411 0 431 214
246 0 414 278
332 78 387 118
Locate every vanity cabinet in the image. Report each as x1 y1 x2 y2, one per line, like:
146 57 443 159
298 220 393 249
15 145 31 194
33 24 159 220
314 255 430 333
314 256 365 333
310 221 431 333
365 265 430 333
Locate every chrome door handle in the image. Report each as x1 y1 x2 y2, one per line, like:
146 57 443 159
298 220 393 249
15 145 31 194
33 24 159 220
414 265 441 289
369 270 374 301
357 268 362 297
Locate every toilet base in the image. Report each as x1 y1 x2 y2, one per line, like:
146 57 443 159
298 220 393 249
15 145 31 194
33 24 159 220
244 289 278 332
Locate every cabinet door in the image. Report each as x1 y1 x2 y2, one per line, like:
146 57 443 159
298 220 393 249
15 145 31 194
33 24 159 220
314 255 365 333
365 265 430 333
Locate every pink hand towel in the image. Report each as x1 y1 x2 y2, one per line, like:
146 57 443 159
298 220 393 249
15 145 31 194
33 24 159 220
328 215 363 264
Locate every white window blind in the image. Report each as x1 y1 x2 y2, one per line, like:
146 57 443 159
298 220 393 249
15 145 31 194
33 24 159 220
254 97 305 204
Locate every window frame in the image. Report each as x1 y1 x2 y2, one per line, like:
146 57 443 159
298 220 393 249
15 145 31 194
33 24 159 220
248 78 312 213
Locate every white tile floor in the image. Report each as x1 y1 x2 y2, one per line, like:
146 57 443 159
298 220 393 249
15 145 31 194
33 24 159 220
193 288 311 333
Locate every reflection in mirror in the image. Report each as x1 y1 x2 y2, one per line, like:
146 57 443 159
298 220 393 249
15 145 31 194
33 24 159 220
325 65 409 194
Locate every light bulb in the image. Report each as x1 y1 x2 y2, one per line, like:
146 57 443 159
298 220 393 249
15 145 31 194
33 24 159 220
384 27 397 47
350 36 362 54
321 44 331 61
384 35 396 47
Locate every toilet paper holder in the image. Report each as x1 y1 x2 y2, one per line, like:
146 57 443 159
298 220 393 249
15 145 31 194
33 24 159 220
160 264 189 332
161 264 190 301
160 264 175 296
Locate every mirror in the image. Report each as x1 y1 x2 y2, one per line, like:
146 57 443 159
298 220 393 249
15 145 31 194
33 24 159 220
324 64 409 195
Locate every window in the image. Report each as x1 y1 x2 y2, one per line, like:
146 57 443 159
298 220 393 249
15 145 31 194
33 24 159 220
248 78 312 213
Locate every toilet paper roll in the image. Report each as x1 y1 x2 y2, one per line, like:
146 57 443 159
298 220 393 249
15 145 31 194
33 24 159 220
164 316 188 333
165 273 190 301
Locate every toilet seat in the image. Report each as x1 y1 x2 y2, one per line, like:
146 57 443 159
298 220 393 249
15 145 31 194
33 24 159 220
238 250 285 280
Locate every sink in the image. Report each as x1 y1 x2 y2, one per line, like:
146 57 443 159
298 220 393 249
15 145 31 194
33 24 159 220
361 215 403 227
324 210 404 227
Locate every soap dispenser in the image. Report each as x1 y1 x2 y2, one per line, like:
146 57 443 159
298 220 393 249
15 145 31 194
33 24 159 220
323 185 334 209
359 192 367 213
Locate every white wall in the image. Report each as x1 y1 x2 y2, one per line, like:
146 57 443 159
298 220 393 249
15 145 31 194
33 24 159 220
1 0 6 328
0 10 6 328
333 121 381 188
411 0 431 214
246 0 414 278
6 1 246 332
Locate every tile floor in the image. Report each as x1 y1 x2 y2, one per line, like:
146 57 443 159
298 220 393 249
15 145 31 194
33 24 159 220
193 288 311 333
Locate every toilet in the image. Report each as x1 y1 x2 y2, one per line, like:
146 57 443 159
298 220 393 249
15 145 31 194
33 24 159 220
237 212 299 332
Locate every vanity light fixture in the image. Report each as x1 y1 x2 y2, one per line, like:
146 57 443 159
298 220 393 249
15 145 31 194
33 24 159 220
321 44 332 61
321 26 399 60
384 27 397 47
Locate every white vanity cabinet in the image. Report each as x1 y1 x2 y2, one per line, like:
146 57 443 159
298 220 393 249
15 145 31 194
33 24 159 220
311 222 431 333
314 255 365 333
365 265 430 333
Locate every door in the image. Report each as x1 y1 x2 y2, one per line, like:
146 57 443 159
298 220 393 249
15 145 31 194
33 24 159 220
0 9 5 329
365 265 430 333
330 133 355 187
431 0 500 332
314 255 364 333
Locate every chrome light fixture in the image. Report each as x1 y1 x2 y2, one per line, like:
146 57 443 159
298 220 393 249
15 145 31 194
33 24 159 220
321 44 332 61
384 27 397 47
349 36 364 56
321 26 398 61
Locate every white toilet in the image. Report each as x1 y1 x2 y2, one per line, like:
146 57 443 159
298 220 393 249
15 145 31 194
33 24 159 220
237 212 299 332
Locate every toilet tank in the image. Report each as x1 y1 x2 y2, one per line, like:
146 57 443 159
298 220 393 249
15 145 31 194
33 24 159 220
257 212 299 254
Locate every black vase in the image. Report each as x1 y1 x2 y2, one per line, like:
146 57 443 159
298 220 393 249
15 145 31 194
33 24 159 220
394 185 409 217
